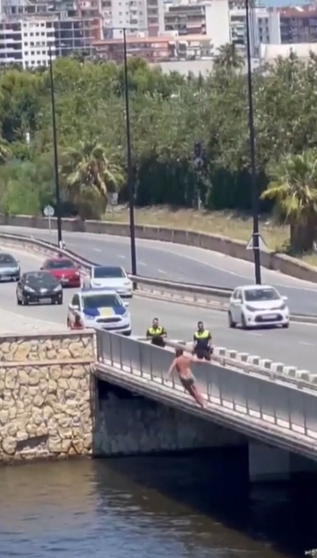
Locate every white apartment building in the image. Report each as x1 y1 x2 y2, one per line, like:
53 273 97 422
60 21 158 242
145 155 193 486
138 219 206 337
164 0 230 52
0 19 56 68
230 6 280 55
102 0 165 39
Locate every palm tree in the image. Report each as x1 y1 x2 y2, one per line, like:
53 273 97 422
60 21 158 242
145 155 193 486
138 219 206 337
0 137 12 164
60 141 124 219
261 151 317 252
213 43 244 71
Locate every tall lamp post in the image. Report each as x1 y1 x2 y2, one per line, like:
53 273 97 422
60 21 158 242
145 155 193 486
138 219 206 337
122 27 137 279
48 46 63 248
245 0 261 284
108 27 137 279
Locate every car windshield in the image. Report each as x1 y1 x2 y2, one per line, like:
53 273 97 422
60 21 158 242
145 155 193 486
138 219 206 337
25 272 58 288
46 259 74 269
93 266 125 279
244 288 280 302
83 294 122 309
0 254 16 265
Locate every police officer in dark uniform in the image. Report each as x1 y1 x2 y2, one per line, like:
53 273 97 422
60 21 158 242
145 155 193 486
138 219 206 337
146 317 167 347
193 321 213 360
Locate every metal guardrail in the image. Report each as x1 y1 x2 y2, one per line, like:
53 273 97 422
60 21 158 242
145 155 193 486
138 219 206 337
1 231 317 324
0 231 316 382
94 329 317 460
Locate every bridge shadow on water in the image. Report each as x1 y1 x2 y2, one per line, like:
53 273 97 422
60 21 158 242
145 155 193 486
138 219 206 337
94 383 317 557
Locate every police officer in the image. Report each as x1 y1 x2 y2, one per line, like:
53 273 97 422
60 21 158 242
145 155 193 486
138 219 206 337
193 321 212 360
146 318 167 347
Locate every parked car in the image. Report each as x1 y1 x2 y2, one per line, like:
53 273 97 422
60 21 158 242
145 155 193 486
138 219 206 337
82 266 133 298
67 287 131 334
16 271 63 305
41 257 81 288
228 284 289 329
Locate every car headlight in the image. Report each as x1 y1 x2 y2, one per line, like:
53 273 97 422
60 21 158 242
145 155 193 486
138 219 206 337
124 281 132 287
24 285 35 293
54 285 62 292
279 303 286 310
245 305 256 312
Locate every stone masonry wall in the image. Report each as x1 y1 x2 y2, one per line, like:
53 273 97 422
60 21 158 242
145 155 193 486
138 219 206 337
93 382 246 456
0 330 95 462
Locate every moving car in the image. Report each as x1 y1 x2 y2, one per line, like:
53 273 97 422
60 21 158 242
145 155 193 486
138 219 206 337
16 271 63 306
41 257 81 288
82 266 133 298
0 252 21 282
67 288 131 334
228 284 289 329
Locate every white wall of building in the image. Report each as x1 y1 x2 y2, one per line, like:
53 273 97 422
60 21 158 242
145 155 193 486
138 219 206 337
105 0 165 39
21 20 55 68
205 0 230 52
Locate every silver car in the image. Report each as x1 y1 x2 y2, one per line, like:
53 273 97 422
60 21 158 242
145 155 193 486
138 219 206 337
0 252 21 282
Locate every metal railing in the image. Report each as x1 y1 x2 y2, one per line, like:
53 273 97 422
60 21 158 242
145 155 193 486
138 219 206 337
94 329 317 460
0 231 316 322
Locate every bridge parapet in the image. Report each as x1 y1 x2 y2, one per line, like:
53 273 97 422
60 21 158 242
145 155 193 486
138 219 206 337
94 329 317 463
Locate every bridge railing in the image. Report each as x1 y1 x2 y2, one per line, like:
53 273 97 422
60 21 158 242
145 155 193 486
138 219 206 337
95 329 317 458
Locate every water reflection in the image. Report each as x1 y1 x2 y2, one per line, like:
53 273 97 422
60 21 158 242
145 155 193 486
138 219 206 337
0 448 317 558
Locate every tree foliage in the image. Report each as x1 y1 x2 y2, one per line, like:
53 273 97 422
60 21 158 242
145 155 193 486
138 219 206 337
0 49 317 250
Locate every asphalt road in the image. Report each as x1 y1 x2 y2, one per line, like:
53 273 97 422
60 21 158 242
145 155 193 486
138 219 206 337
1 225 316 316
1 248 316 372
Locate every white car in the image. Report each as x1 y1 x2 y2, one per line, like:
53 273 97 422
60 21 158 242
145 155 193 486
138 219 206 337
67 288 131 334
83 265 133 298
228 284 290 329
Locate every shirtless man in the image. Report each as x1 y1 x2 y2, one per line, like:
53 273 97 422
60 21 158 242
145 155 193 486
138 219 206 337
166 347 206 408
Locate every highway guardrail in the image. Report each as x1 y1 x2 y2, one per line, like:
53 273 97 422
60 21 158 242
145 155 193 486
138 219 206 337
1 232 317 327
0 231 316 385
1 212 317 284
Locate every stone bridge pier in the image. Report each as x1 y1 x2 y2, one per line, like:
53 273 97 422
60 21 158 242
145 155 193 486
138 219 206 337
249 443 317 482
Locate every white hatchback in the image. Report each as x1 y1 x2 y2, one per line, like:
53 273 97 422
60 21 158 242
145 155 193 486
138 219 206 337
83 265 133 298
228 285 290 329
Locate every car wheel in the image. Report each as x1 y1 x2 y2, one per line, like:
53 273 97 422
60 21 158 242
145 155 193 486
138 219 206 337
58 299 63 305
228 312 236 328
282 322 290 329
124 329 132 336
17 294 22 305
23 298 29 306
241 313 248 329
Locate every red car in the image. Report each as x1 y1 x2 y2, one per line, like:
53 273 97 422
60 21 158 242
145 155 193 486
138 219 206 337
41 257 81 288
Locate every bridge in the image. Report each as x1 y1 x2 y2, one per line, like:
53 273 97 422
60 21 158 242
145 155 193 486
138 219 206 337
94 329 317 483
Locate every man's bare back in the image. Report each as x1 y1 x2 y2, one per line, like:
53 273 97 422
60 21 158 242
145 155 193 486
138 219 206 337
171 354 194 380
167 348 206 408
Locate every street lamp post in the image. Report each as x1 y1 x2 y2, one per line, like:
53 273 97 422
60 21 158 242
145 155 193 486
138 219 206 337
48 47 63 248
122 28 137 280
245 0 261 284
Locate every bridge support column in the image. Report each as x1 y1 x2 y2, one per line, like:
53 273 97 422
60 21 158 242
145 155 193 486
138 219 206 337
249 443 317 482
249 443 291 482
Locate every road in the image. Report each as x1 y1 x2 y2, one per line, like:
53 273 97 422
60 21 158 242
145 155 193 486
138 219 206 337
1 225 316 316
1 248 316 372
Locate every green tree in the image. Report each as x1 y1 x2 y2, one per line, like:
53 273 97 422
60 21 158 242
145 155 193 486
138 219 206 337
60 141 125 219
214 43 244 70
261 151 317 252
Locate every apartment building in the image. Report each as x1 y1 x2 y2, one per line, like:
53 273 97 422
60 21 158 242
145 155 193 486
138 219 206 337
164 0 230 51
102 0 165 39
0 11 103 67
93 32 213 61
279 5 317 43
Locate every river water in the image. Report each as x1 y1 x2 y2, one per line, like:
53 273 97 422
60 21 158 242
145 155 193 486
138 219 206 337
1 448 317 558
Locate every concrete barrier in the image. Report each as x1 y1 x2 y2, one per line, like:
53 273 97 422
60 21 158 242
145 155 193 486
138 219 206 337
1 213 316 283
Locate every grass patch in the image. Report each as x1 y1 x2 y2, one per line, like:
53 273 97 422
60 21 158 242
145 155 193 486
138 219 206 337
104 205 317 268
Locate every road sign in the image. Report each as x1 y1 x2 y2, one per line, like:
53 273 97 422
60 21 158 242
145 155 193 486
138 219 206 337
246 233 268 251
43 205 55 217
108 192 118 206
